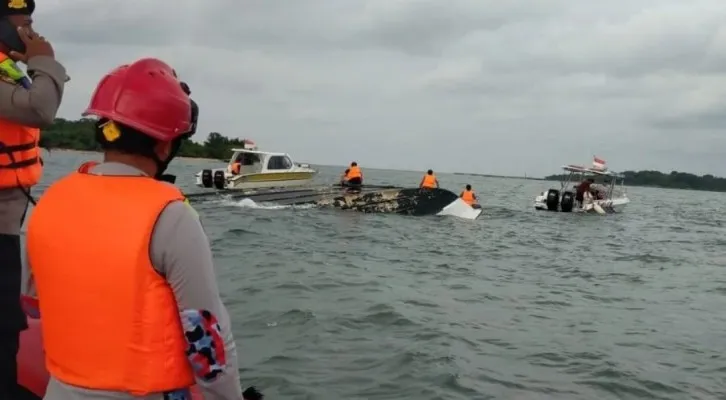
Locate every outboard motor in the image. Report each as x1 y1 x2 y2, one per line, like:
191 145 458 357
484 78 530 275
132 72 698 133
201 169 213 188
213 170 226 190
560 191 575 212
545 189 560 211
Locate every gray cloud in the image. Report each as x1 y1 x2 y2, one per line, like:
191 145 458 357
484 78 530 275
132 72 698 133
30 0 726 176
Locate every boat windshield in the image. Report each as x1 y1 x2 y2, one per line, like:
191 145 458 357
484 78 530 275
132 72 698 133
233 152 263 174
234 152 261 166
267 155 293 170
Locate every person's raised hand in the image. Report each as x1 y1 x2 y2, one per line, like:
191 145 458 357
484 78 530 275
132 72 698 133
9 27 54 63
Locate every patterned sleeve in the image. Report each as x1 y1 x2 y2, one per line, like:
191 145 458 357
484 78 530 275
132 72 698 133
180 309 227 381
150 200 246 400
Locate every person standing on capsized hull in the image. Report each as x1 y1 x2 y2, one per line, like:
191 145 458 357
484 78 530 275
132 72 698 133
23 59 261 400
341 161 363 186
419 169 439 189
0 0 66 398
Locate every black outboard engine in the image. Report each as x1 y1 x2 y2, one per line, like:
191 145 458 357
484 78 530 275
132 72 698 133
213 170 226 190
545 189 560 211
560 191 575 212
201 169 213 188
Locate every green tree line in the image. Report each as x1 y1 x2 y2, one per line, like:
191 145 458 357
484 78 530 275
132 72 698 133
39 118 247 160
545 170 726 192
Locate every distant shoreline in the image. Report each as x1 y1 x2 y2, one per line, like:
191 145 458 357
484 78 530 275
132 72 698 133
458 171 726 193
453 172 544 181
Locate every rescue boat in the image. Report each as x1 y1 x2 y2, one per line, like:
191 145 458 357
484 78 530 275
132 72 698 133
534 160 630 214
194 140 318 191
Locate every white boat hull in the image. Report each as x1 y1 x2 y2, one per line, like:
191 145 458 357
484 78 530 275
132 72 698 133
534 192 630 214
195 168 316 190
194 143 318 191
535 161 631 214
437 198 483 220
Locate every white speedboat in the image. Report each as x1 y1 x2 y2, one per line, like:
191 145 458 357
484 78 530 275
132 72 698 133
195 140 317 190
534 161 630 214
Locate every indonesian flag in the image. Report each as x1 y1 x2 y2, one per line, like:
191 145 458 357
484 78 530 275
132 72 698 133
592 156 606 170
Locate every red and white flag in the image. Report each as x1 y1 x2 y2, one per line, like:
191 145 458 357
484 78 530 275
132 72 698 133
592 156 606 170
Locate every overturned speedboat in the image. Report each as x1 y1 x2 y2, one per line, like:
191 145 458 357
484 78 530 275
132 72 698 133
195 140 317 190
319 187 482 219
534 161 630 214
186 185 482 220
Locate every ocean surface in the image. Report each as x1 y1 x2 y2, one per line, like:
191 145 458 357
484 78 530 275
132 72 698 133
24 150 726 400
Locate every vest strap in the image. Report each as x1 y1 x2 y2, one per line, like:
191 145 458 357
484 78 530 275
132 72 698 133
0 141 39 169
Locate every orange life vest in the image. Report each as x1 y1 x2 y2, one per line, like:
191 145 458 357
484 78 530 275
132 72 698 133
0 117 41 189
26 166 195 395
231 162 241 174
421 174 437 188
346 165 362 180
460 189 476 205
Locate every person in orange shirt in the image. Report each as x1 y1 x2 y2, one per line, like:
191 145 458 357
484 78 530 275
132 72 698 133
460 184 480 208
342 161 363 186
230 160 241 174
24 58 260 400
419 169 439 189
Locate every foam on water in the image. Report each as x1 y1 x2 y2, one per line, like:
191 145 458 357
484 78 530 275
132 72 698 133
224 197 316 210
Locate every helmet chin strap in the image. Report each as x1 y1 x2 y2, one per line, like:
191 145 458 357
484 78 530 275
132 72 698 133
154 138 183 183
155 96 198 184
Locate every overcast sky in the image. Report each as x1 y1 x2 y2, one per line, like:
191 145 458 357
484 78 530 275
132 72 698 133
34 0 726 176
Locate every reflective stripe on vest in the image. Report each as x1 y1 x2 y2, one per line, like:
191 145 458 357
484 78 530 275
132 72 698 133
27 168 195 395
0 51 41 189
0 122 41 189
421 174 436 188
460 190 475 205
346 166 362 180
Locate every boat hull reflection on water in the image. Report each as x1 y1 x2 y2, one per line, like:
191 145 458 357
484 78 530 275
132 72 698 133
186 185 482 219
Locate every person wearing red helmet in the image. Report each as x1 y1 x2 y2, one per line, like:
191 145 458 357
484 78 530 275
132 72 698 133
23 58 261 400
0 0 66 398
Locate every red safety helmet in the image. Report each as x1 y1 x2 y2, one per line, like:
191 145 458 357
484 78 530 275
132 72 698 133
83 58 193 142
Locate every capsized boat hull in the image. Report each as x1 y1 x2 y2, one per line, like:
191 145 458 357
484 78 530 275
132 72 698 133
320 188 482 219
187 185 482 219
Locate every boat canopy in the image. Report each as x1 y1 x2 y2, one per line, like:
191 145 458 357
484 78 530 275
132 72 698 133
561 165 624 178
230 148 289 157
